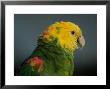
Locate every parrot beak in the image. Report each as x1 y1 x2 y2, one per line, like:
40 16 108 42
77 35 85 48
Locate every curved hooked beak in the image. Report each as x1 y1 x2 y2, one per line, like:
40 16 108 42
77 35 85 48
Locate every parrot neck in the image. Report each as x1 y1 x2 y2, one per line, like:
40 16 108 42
38 38 74 53
36 38 74 59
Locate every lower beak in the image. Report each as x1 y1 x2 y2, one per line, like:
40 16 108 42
77 35 85 48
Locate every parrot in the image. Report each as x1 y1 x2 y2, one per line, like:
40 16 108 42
18 21 85 76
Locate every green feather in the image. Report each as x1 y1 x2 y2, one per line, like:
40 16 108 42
19 38 74 76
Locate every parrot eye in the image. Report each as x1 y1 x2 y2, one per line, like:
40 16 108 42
71 31 75 35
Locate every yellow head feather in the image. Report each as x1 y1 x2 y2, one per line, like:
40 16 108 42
41 21 82 51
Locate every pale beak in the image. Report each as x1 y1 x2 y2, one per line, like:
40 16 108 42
77 35 85 48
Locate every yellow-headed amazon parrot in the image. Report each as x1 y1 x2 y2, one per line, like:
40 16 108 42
18 21 85 76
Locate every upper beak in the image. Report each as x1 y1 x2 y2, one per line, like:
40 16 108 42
77 35 85 48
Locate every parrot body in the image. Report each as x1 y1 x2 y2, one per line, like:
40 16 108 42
18 21 85 76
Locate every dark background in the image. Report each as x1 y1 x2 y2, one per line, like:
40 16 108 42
14 14 97 76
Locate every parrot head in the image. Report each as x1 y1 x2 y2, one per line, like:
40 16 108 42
40 21 85 52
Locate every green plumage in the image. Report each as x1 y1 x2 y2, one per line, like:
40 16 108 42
18 38 74 76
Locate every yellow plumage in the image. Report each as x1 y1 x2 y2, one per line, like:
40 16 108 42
41 21 82 51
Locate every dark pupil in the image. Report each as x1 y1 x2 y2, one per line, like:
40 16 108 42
71 31 75 35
